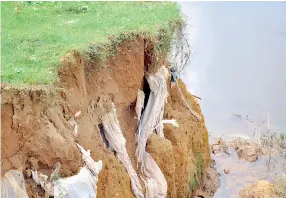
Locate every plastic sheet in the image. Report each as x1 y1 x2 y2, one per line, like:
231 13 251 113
53 144 102 197
31 170 54 196
156 119 179 129
30 144 102 197
1 169 29 198
142 153 167 198
136 66 169 163
68 117 78 137
102 103 144 198
135 89 145 123
136 66 169 198
54 167 97 198
76 143 103 178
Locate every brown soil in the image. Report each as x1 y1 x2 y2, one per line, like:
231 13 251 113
162 80 210 198
1 37 211 198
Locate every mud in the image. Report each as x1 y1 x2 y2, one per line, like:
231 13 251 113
1 37 211 197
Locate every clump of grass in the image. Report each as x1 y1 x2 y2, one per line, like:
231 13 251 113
189 172 199 193
195 152 204 182
188 152 205 195
1 2 182 85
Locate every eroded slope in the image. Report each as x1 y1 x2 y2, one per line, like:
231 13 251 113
1 38 210 198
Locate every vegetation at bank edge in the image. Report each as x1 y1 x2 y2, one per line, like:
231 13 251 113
1 2 182 84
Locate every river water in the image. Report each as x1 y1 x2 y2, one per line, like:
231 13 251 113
179 2 286 197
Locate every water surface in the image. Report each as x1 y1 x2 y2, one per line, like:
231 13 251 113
179 2 286 197
179 2 286 136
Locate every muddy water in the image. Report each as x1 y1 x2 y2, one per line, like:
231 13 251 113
179 2 286 197
212 146 284 197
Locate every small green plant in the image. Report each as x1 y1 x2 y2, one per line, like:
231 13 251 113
189 172 198 193
188 152 205 195
66 5 88 13
195 152 204 182
280 133 286 141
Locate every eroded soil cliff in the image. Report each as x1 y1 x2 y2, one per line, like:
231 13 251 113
1 37 210 198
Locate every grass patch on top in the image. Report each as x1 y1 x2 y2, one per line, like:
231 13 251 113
1 2 182 85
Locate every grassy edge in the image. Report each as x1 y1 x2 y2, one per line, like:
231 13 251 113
2 19 184 88
2 1 185 85
64 19 184 74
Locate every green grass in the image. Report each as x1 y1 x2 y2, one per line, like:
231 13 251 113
188 152 205 196
1 2 181 85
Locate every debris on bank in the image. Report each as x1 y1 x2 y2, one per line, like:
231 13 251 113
26 144 102 198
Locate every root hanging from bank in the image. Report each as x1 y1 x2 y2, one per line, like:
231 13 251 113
168 23 191 75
